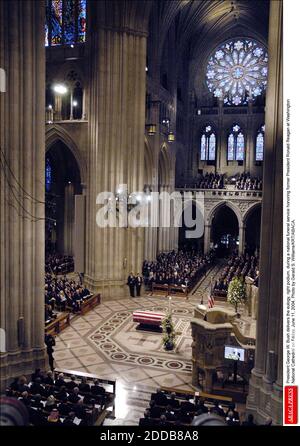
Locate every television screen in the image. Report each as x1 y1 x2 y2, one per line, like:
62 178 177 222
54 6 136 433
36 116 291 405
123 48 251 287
224 345 245 362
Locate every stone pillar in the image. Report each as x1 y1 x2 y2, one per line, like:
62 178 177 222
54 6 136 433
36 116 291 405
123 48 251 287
204 224 211 253
0 0 46 389
84 1 150 298
54 94 62 121
238 225 245 254
63 183 74 255
246 0 283 424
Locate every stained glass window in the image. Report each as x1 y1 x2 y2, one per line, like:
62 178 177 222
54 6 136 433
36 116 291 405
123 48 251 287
227 134 235 161
255 125 265 161
227 125 245 161
206 39 268 105
51 0 63 46
77 0 87 43
46 158 52 192
200 126 216 161
45 0 86 47
236 133 245 161
209 133 216 160
200 134 206 161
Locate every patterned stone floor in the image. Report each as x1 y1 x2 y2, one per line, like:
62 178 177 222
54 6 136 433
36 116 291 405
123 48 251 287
54 294 201 392
54 265 254 424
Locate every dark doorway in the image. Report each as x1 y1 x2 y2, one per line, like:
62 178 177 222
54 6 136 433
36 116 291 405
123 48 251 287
211 205 239 257
245 205 261 256
45 141 82 256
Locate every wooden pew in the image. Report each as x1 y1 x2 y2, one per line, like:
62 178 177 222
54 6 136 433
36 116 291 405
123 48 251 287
80 293 101 315
54 368 116 398
45 312 70 336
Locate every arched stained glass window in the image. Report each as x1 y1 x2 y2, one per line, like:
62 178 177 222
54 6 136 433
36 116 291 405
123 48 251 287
227 134 235 161
200 134 206 160
200 125 216 161
255 124 265 161
236 133 245 161
227 124 245 161
45 158 52 192
206 39 268 105
209 133 216 160
45 0 86 47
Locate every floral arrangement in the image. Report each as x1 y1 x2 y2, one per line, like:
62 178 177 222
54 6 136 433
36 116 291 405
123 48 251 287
162 313 176 350
227 276 246 313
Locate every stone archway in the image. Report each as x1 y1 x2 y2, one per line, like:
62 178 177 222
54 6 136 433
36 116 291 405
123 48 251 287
205 201 243 256
45 139 82 257
46 125 86 185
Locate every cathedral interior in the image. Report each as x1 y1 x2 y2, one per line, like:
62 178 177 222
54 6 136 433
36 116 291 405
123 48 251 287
0 0 283 427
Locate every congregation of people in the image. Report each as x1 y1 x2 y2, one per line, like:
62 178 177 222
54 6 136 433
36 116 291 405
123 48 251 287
214 253 259 294
177 172 263 192
6 370 111 426
45 254 74 275
44 274 91 320
234 172 262 191
142 249 215 292
139 389 248 426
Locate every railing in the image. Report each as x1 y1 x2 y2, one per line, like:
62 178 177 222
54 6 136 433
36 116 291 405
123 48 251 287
175 188 262 200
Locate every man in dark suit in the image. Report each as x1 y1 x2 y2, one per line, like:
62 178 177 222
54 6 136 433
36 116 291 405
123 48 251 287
152 390 168 406
66 375 77 391
180 395 195 413
55 373 66 389
135 273 143 297
91 380 106 396
127 272 135 297
68 387 81 404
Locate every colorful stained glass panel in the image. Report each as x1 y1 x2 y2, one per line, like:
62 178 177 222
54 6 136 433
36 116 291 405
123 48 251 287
51 0 63 45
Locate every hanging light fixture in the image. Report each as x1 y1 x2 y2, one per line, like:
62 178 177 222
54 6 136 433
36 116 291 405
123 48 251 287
53 83 68 94
168 131 175 143
146 124 157 136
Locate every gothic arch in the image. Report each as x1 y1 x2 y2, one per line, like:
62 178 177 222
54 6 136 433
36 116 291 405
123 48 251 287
243 202 262 223
207 201 243 227
46 125 86 184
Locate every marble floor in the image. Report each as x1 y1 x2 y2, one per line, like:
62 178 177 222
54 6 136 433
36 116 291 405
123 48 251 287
53 266 253 424
54 294 199 391
54 293 200 425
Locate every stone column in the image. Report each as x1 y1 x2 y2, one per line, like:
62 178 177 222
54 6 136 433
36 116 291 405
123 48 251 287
204 224 211 254
63 182 74 255
0 0 46 389
238 225 245 254
246 0 283 424
54 94 62 121
84 1 150 298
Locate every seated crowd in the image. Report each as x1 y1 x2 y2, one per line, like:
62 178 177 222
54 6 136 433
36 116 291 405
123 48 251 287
214 253 259 294
234 173 262 191
177 173 225 189
196 173 225 189
45 254 74 275
139 389 241 426
6 370 112 426
45 274 91 322
143 250 215 291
